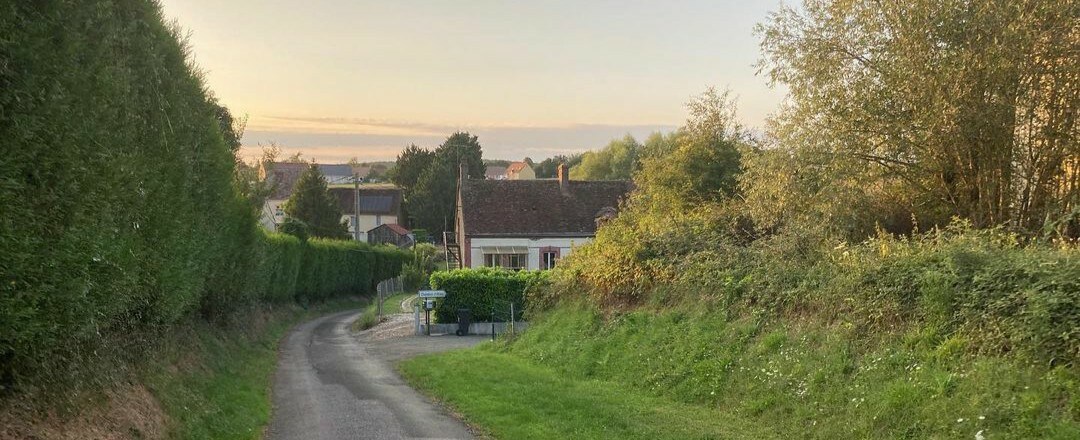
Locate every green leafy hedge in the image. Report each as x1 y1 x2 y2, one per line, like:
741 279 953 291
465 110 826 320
0 1 406 397
429 268 548 322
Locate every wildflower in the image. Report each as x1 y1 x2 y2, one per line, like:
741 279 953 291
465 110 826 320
975 429 985 440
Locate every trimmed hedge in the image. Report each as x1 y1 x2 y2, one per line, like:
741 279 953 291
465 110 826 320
429 268 548 322
0 1 406 397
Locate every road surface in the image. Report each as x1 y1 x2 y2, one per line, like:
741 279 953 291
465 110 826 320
266 309 485 440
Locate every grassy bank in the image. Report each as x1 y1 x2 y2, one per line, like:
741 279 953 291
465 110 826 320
353 292 415 331
144 298 365 439
403 303 1079 439
400 349 774 439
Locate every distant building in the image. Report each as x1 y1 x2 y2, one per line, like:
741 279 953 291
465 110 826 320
485 165 508 180
448 164 631 270
505 161 536 180
258 162 358 231
330 185 403 241
368 223 414 248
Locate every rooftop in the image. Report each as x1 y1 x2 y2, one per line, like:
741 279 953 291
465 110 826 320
460 179 632 237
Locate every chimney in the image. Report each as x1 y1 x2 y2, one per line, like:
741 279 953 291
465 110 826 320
557 163 569 194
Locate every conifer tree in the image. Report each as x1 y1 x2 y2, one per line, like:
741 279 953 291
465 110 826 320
282 164 349 239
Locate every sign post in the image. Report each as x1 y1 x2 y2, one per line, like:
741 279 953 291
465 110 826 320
418 290 446 336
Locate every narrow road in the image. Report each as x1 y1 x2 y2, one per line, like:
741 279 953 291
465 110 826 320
266 309 483 440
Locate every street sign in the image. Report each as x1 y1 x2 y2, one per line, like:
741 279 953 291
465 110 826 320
418 290 447 298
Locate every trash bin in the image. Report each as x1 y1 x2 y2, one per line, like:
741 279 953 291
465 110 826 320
455 308 471 336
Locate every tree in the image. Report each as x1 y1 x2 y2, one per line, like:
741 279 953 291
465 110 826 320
389 144 436 192
366 163 389 181
282 164 348 239
284 151 305 163
535 154 583 178
570 134 643 180
757 0 1079 236
636 88 748 207
405 132 485 238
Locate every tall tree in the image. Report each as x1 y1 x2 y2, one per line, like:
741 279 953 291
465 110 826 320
757 0 1079 235
282 164 348 239
570 134 643 180
389 144 436 192
405 132 485 238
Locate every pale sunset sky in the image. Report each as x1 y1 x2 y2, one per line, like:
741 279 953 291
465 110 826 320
159 0 788 163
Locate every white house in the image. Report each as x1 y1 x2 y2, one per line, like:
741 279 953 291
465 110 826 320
330 185 402 241
450 164 631 270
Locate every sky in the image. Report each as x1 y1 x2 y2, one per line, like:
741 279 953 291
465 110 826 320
159 0 788 163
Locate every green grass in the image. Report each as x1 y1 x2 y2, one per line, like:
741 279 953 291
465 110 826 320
403 303 1080 439
353 291 416 331
143 298 366 439
400 349 777 439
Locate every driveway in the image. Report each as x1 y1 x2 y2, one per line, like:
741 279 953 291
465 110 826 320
266 307 486 440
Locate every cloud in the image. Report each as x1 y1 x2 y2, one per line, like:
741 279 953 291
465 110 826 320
240 117 678 162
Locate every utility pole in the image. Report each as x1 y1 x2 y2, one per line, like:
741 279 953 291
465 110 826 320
353 173 361 241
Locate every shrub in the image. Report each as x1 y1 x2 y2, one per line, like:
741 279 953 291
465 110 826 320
0 1 408 397
429 268 549 322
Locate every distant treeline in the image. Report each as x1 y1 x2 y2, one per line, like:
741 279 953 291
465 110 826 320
0 1 405 396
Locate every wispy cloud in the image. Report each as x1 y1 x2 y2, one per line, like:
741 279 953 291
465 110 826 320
240 116 678 163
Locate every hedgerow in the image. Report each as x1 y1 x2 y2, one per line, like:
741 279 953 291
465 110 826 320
429 268 548 322
0 1 405 398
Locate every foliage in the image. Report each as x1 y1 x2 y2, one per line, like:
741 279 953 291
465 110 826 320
569 135 642 180
145 299 362 440
400 132 485 237
277 217 310 242
402 243 441 291
401 349 774 439
757 0 1080 236
388 144 435 193
282 164 348 239
0 0 407 400
534 154 584 178
428 268 548 322
492 302 1079 439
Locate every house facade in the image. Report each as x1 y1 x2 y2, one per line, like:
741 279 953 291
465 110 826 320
452 164 631 270
330 185 402 241
259 162 358 231
505 161 536 180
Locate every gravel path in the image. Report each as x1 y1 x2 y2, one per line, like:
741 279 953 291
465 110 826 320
266 308 485 440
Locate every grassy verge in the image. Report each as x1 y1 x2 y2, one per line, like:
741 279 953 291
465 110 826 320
400 349 776 439
353 291 415 331
402 303 1080 439
143 298 366 439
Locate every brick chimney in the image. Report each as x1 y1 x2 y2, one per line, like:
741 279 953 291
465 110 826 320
557 163 569 194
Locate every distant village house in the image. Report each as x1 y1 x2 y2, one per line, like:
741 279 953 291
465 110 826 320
449 163 631 270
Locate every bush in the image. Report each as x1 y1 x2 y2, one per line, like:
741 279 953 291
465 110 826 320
429 268 549 322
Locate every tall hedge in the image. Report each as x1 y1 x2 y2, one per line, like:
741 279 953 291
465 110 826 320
429 268 548 322
0 1 406 396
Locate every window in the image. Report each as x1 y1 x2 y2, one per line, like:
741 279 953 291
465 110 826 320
484 253 527 270
540 246 560 270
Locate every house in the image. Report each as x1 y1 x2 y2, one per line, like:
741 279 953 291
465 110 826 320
329 185 403 241
449 163 631 270
485 165 508 180
258 162 359 230
368 223 414 248
505 161 535 180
